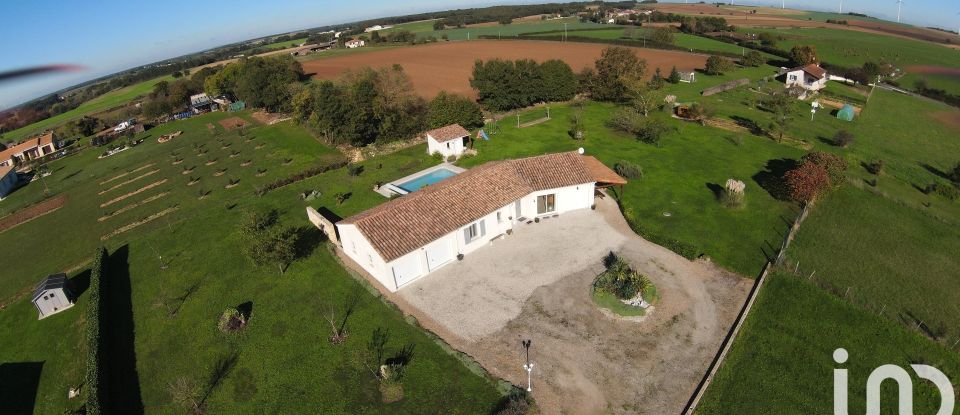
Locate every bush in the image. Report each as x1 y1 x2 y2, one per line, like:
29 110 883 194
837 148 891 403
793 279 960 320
742 50 764 67
802 151 847 185
785 161 831 203
614 160 643 180
865 159 885 175
594 254 644 299
446 155 457 163
218 308 247 333
346 163 364 177
833 130 854 147
704 56 734 75
720 179 746 208
925 182 959 200
949 163 960 183
85 247 108 415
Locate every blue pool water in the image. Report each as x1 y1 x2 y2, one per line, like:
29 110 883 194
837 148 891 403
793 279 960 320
397 168 458 192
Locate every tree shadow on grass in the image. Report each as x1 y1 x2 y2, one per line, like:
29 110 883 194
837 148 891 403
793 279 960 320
0 361 44 414
729 115 766 136
920 163 952 181
293 225 327 260
752 158 798 201
102 245 144 414
705 183 724 201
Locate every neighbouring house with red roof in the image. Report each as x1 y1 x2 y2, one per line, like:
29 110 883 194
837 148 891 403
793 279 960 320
335 151 627 291
0 132 60 168
425 124 470 158
783 64 828 93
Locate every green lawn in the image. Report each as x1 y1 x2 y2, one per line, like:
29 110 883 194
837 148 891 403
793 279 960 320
697 273 960 414
379 19 441 35
461 79 801 277
526 27 755 55
6 75 174 142
591 290 646 317
0 112 505 413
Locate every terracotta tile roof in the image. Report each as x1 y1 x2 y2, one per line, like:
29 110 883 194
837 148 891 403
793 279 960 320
340 151 600 261
0 164 14 178
582 156 627 185
791 64 826 80
0 132 55 162
425 124 470 143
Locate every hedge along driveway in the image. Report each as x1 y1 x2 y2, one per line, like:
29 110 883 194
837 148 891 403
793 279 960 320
461 100 802 277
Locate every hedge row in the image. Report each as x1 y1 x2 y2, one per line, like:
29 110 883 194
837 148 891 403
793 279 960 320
491 34 746 60
621 207 700 260
253 160 348 196
85 247 108 415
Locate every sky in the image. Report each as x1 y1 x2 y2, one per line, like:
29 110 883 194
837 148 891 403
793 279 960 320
1 0 957 110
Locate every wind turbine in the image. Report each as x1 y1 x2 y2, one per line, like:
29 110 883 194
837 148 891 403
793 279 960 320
839 0 843 14
896 0 903 23
781 0 785 10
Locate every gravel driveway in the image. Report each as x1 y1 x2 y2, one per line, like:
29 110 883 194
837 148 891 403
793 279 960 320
355 195 752 414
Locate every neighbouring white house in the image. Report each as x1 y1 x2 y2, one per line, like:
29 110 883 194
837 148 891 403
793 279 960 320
0 132 60 168
425 124 470 158
0 164 18 199
783 63 828 93
345 39 365 48
32 273 74 319
335 151 627 292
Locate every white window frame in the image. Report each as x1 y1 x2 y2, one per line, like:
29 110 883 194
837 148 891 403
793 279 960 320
536 194 556 215
464 219 486 244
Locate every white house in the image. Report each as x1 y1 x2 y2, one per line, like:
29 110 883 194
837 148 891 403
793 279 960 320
0 164 18 199
335 151 627 292
784 64 828 93
345 39 365 48
32 274 74 319
0 132 60 167
425 124 470 158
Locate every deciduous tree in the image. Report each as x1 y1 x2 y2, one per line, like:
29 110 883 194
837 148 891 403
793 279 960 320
591 46 647 102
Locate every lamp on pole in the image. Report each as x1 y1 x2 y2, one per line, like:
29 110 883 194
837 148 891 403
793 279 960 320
521 339 533 392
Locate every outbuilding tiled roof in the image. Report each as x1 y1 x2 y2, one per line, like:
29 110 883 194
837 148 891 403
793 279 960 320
425 124 470 143
339 151 602 262
0 132 55 162
791 64 826 80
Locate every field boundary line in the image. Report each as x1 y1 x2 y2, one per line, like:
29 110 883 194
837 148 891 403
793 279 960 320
683 203 812 413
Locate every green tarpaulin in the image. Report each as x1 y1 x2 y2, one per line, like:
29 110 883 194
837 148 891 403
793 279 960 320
837 104 855 121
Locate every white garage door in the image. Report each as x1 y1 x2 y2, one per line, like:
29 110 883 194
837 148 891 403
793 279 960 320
425 237 455 272
391 254 422 288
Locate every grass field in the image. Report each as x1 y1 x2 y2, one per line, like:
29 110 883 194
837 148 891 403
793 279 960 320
788 185 960 339
414 18 608 41
461 70 801 277
246 37 307 53
744 27 960 69
0 111 505 413
527 28 752 55
6 75 174 142
697 273 960 414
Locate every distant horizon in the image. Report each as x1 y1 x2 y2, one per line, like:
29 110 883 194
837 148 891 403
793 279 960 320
1 0 957 111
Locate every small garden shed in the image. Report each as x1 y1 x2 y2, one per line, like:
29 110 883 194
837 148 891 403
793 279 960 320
32 273 74 319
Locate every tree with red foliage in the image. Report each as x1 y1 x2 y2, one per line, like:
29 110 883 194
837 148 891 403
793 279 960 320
784 161 831 203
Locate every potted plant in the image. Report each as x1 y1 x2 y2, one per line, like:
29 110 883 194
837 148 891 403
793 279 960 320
457 253 464 261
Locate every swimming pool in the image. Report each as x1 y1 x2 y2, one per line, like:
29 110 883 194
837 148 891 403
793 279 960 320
397 168 458 192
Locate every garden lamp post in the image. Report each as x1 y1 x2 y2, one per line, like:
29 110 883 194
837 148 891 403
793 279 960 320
522 339 533 392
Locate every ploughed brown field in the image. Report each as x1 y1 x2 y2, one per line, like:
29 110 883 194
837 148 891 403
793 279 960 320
301 40 707 98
